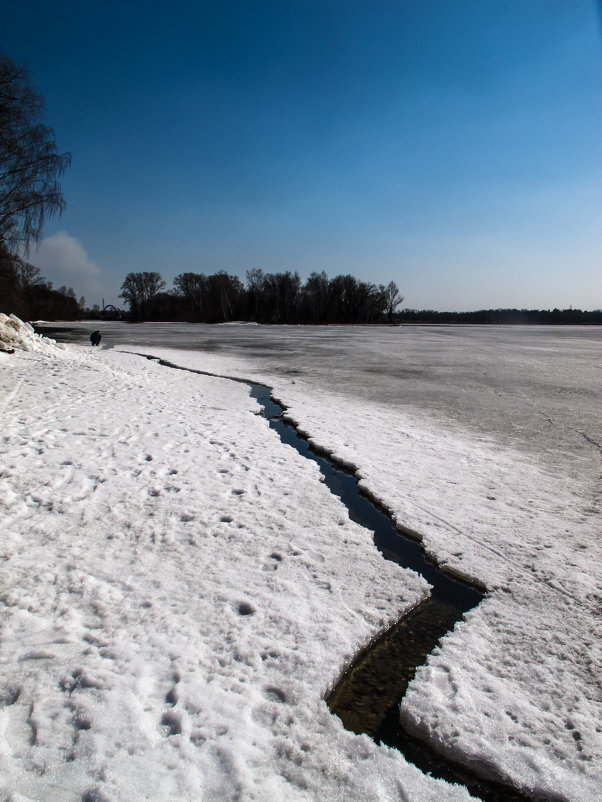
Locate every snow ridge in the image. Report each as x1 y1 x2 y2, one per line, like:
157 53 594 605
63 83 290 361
0 313 65 355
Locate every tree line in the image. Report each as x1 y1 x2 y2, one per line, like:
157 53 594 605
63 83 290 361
396 308 601 325
119 270 404 324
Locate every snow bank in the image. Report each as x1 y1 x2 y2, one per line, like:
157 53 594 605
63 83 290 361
0 313 65 356
0 346 474 801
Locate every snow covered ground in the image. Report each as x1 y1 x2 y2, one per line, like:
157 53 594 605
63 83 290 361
1 320 464 802
1 319 600 800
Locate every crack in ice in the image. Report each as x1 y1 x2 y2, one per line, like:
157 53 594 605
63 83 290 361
128 351 539 802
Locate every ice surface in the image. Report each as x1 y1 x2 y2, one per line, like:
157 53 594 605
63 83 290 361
0 342 477 801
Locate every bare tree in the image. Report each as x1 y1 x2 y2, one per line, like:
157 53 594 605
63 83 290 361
384 280 404 322
174 271 207 320
206 271 243 322
245 268 265 321
18 259 44 291
0 55 71 251
299 271 327 323
263 271 300 323
120 271 166 320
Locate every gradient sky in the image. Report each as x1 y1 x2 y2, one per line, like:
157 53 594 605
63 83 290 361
2 1 601 311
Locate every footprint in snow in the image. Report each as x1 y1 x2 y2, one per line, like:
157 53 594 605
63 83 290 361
165 686 179 707
263 686 287 703
160 710 182 736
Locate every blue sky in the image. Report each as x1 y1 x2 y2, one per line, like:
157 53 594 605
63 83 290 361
2 1 600 311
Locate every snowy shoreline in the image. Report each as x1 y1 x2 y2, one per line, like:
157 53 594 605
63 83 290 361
118 335 600 802
0 331 460 802
1 320 600 801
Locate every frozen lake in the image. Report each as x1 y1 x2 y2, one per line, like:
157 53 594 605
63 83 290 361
47 321 601 470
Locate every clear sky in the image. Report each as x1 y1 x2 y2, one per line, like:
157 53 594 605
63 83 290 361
2 1 601 311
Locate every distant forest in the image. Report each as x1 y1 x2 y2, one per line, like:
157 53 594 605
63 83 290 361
115 270 601 325
118 270 404 325
1 254 600 325
395 307 601 325
0 244 83 321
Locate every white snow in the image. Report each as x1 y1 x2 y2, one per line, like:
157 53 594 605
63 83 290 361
0 314 65 356
0 336 472 801
109 323 601 802
1 321 600 801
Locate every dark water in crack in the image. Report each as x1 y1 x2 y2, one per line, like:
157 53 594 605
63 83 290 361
130 356 531 801
249 383 533 802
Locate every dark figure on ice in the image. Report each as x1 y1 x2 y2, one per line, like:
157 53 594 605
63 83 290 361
90 330 102 346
